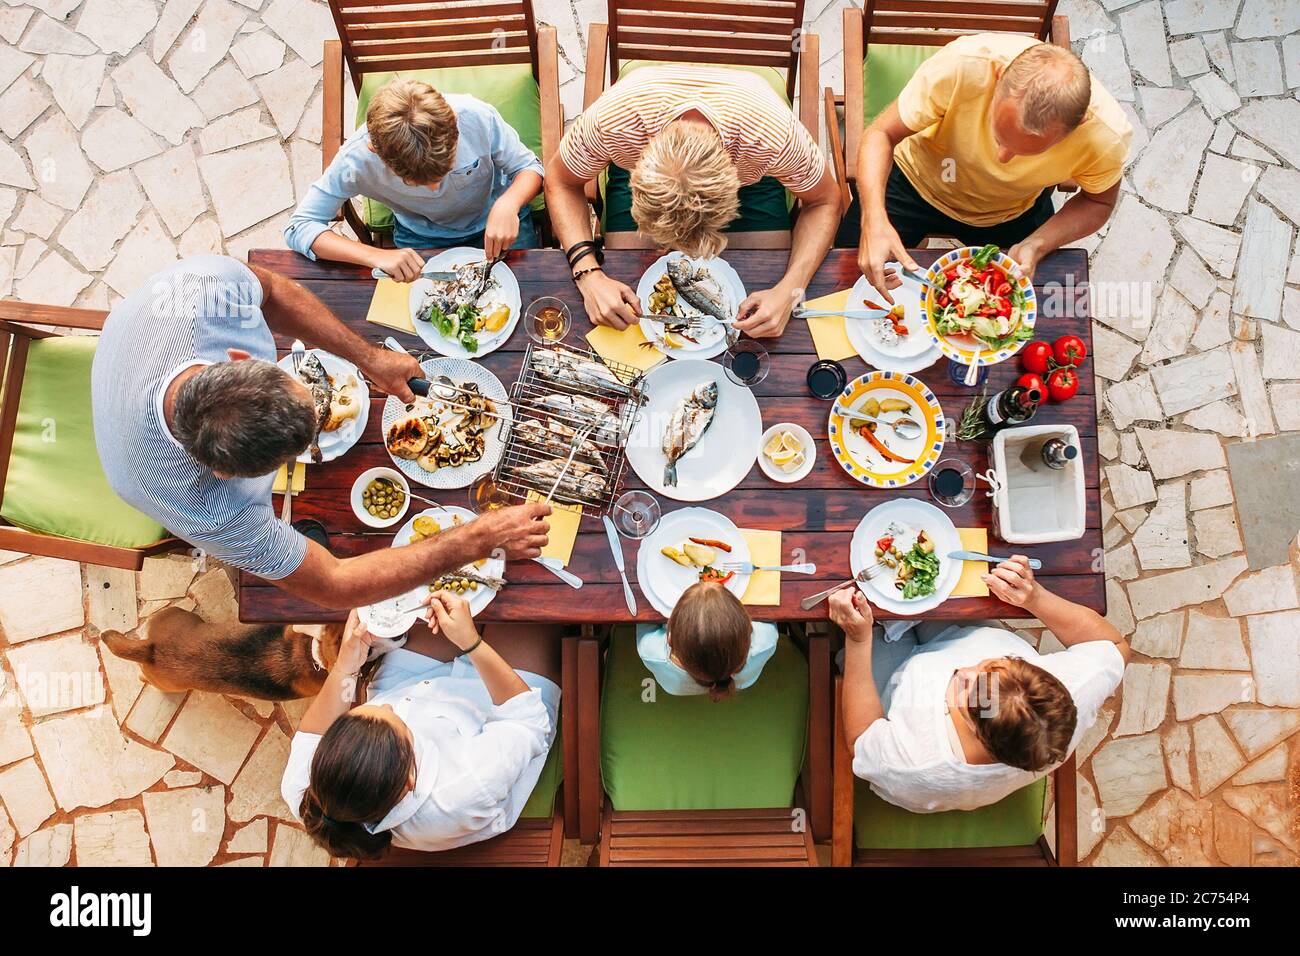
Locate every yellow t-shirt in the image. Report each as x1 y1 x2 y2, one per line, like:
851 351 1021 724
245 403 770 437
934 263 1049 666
893 34 1131 227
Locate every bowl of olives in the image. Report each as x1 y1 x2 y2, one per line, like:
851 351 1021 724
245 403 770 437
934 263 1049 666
351 467 411 529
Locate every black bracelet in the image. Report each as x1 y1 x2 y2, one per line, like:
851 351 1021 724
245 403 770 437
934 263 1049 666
565 239 603 269
463 634 484 655
572 266 603 284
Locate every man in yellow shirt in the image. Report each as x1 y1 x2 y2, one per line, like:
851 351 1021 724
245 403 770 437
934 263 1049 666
856 34 1131 296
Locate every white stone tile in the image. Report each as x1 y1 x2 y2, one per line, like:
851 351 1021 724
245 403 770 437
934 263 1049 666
1235 0 1300 37
32 707 173 810
1269 383 1300 430
192 61 259 121
1120 431 1142 466
0 689 34 766
74 809 153 866
168 0 248 93
11 193 62 240
230 30 284 78
1105 374 1165 430
1089 197 1178 333
1284 33 1300 87
1164 0 1241 35
1231 98 1300 168
1191 290 1232 351
199 105 276 153
260 0 335 67
1114 661 1170 735
1106 577 1136 635
0 38 35 92
1174 672 1253 720
1192 715 1246 794
1225 564 1299 617
1260 322 1300 382
161 692 260 784
1228 340 1276 435
141 785 225 866
1170 36 1211 76
1139 288 1197 363
190 568 239 623
1191 152 1258 227
137 553 197 601
227 818 267 854
1133 481 1192 569
1230 39 1284 96
0 138 33 189
1222 706 1300 758
1119 2 1172 86
7 632 105 716
1107 541 1140 580
228 724 295 822
1282 286 1300 330
1132 610 1185 657
0 74 50 140
56 169 144 271
1127 555 1248 618
164 770 203 788
75 0 158 55
12 248 91 305
23 112 94 209
1090 325 1142 381
0 8 34 45
1230 135 1277 164
0 758 54 837
43 51 106 128
198 138 293 237
1164 722 1194 792
178 217 223 257
1188 71 1241 119
152 0 203 63
1235 201 1292 325
268 821 330 866
1175 216 1241 276
297 88 322 143
1152 348 1237 415
19 14 98 55
1181 608 1249 668
81 108 161 171
0 557 84 642
1131 106 1213 214
134 143 207 237
1092 733 1167 816
1230 745 1287 785
255 56 317 137
1135 427 1226 479
1184 400 1249 437
13 822 72 866
98 639 143 724
1098 423 1120 461
1093 825 1163 864
123 683 185 742
1256 165 1300 228
1105 462 1158 511
113 52 204 146
1168 246 1217 309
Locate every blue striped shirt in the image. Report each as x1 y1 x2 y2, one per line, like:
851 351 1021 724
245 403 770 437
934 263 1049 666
91 256 307 580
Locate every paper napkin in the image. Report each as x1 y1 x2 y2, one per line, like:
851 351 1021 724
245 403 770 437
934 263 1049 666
272 461 306 494
739 529 782 606
802 288 858 362
953 527 990 598
527 491 582 566
365 277 417 334
585 323 666 374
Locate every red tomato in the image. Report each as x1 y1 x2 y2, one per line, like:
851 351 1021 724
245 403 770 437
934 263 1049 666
1046 367 1079 402
1053 334 1088 368
1021 340 1053 374
1017 373 1047 395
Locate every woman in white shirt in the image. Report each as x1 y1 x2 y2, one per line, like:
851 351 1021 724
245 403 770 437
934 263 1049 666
834 556 1129 813
281 593 560 859
636 581 778 699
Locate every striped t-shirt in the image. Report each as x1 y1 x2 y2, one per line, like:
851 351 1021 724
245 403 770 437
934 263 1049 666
91 256 307 580
559 64 827 193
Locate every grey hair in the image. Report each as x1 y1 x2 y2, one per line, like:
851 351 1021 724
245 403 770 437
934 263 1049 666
172 360 317 477
997 43 1091 136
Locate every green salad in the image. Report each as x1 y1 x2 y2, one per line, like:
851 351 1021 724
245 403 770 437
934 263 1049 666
419 302 480 354
897 541 940 600
929 244 1032 352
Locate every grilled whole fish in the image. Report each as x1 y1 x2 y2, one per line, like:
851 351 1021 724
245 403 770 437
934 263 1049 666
433 567 505 592
509 458 608 503
512 418 607 471
662 381 718 487
296 352 332 463
527 392 623 444
667 258 729 322
420 261 497 316
531 346 633 394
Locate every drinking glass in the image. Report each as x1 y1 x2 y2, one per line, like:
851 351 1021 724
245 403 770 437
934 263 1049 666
612 490 661 539
723 339 769 387
525 296 572 344
928 458 975 508
469 474 513 514
947 357 987 388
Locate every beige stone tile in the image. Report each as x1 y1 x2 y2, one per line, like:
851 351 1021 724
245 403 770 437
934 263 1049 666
1131 610 1184 658
1230 744 1288 786
1188 470 1234 510
1162 723 1193 793
85 564 138 635
137 553 197 602
31 707 173 811
1224 566 1299 617
268 822 330 867
1191 505 1242 559
1193 715 1247 795
228 724 295 823
0 803 13 865
13 822 72 866
0 689 35 767
74 809 153 866
1245 610 1300 706
0 758 55 837
1221 783 1298 852
141 785 225 866
162 693 260 784
1221 706 1300 759
1092 826 1163 866
1092 734 1167 817
6 633 105 717
125 685 186 743
0 558 84 643
1114 662 1170 737
98 640 144 724
1214 806 1252 866
164 770 203 788
219 856 265 867
227 818 267 854
1174 673 1254 721
1129 789 1214 865
1127 555 1248 619
1179 610 1248 670
189 569 240 624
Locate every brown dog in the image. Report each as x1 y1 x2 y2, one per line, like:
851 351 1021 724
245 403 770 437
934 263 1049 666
101 606 346 700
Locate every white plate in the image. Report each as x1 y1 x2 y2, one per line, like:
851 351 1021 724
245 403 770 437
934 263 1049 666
757 422 816 484
381 357 511 489
845 265 942 373
391 506 505 616
849 499 962 616
636 252 745 361
408 247 521 359
277 349 371 464
635 506 751 617
626 358 761 502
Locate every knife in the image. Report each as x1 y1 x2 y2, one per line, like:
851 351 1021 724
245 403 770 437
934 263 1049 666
602 515 637 616
533 556 583 590
948 550 1042 571
371 267 459 281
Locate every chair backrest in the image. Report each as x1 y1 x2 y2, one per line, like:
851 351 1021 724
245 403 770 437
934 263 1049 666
606 0 808 102
862 0 1060 47
326 0 543 86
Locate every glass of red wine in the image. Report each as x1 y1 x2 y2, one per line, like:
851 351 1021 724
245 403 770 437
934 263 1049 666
723 339 769 388
928 458 975 508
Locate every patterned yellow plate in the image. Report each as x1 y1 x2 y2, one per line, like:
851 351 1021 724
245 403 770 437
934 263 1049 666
921 247 1037 367
827 371 945 488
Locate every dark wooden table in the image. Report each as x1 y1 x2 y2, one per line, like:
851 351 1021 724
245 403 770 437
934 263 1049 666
239 248 1103 624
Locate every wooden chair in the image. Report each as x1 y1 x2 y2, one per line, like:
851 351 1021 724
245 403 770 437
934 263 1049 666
583 0 822 250
831 676 1077 867
575 625 832 866
0 303 177 571
321 0 563 245
360 634 579 867
841 2 1071 189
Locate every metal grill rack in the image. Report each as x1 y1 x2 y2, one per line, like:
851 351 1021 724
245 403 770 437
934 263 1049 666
493 342 648 514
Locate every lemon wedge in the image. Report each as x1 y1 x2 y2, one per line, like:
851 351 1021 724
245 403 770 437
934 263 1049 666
663 332 688 349
779 451 805 474
763 432 787 457
770 447 801 466
780 431 803 453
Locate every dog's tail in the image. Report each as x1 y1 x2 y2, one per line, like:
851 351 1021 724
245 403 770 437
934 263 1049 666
100 630 153 664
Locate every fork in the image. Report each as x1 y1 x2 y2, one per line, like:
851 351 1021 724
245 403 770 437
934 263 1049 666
799 563 886 610
469 252 506 303
718 561 817 575
543 421 597 504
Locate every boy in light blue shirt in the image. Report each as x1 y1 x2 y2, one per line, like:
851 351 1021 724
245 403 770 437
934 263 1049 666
285 78 544 280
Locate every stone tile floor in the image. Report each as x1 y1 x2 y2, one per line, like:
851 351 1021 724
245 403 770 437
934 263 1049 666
0 0 1298 866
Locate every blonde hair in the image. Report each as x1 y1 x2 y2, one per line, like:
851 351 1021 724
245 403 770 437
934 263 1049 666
366 78 459 183
996 43 1091 136
667 582 752 702
630 121 740 259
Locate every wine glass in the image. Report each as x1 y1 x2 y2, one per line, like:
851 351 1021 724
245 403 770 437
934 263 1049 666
468 474 513 514
928 458 975 508
525 296 572 344
612 490 661 539
723 339 769 387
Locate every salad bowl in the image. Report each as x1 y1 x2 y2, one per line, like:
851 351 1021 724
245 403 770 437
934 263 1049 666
921 245 1036 368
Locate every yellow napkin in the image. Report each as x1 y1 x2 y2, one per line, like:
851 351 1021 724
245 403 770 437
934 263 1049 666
365 277 416 334
585 324 665 374
527 491 582 566
953 527 990 598
739 529 781 606
272 461 306 494
803 289 858 362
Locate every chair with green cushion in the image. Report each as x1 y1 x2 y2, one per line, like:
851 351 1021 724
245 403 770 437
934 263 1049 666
0 303 175 571
581 1 823 250
575 625 832 866
320 0 563 245
831 676 1077 867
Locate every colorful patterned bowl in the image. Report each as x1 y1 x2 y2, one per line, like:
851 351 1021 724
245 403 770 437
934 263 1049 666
920 247 1037 367
827 371 945 488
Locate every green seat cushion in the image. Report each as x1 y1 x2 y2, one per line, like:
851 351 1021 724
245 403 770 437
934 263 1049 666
519 725 563 819
853 776 1046 850
356 63 544 231
600 627 808 811
1 337 167 549
863 43 941 125
600 59 795 234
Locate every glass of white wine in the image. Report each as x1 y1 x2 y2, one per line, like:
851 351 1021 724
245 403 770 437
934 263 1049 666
525 296 572 344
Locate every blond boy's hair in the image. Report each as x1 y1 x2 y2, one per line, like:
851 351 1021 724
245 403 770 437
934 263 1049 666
366 78 459 183
996 43 1092 136
667 582 752 702
630 121 740 259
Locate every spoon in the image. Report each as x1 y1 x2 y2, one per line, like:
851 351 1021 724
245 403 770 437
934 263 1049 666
833 403 924 440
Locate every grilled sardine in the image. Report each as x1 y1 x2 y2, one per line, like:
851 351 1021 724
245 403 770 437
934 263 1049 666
296 352 332 463
667 258 729 322
662 381 718 487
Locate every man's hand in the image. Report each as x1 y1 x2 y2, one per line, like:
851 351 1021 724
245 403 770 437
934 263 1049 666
828 588 874 642
362 347 423 403
424 591 481 650
336 609 375 674
1007 238 1046 279
579 271 641 330
371 247 424 282
858 216 915 305
982 555 1041 608
484 199 522 260
735 284 800 338
472 502 551 560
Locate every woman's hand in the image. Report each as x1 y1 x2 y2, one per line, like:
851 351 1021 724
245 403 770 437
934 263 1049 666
578 271 641 330
828 588 874 642
336 609 376 674
735 284 799 338
484 199 522 260
982 556 1041 608
425 591 481 651
371 247 425 282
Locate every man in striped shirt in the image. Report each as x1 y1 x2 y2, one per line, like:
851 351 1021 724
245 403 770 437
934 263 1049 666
546 64 842 338
92 256 550 608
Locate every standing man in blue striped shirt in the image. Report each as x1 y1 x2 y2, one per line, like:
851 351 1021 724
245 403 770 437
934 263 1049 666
92 255 550 608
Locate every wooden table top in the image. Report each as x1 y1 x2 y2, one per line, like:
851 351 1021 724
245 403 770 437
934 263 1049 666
239 247 1104 624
